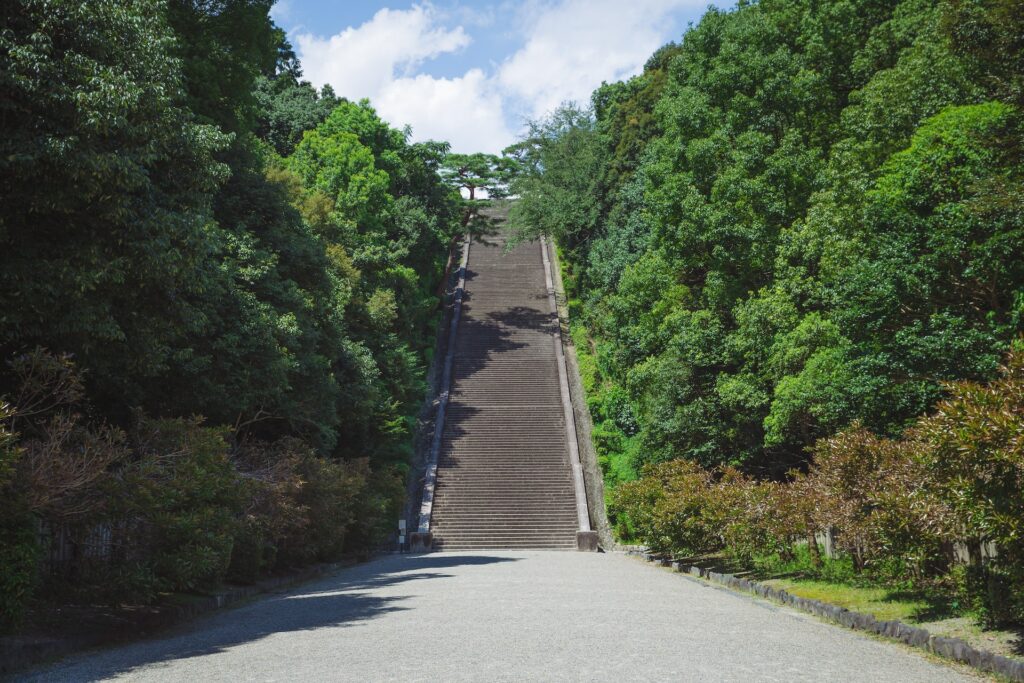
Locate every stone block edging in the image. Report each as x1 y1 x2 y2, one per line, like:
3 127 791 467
630 550 1024 681
540 235 592 543
543 237 615 550
0 556 367 677
415 234 471 539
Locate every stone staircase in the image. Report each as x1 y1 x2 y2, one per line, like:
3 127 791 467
430 232 580 550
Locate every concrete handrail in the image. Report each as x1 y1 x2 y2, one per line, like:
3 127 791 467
541 236 593 536
416 234 471 536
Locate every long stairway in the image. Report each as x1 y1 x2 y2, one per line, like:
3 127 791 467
430 232 579 550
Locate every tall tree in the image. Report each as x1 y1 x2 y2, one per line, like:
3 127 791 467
0 0 231 410
510 0 1024 481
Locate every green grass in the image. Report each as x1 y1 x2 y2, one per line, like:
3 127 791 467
752 545 857 583
567 317 638 486
758 570 1023 661
749 545 959 624
761 578 936 623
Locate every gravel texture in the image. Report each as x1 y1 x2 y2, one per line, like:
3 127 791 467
18 551 979 682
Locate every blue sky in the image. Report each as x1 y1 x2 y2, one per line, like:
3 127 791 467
271 1 731 153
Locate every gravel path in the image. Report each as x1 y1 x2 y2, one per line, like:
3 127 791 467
19 551 978 682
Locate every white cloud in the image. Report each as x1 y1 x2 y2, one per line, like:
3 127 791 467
291 3 514 152
499 0 704 118
375 70 512 153
293 5 470 104
270 0 292 24
288 1 717 153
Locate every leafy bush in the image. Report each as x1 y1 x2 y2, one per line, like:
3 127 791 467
612 459 719 555
0 516 39 632
0 403 37 631
0 350 382 611
618 349 1024 627
286 453 368 563
914 349 1024 626
349 464 405 550
227 438 309 582
117 418 243 594
0 351 134 607
227 437 377 581
809 426 949 579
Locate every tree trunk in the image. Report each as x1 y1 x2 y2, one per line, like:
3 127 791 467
967 539 983 567
435 236 461 300
807 532 822 568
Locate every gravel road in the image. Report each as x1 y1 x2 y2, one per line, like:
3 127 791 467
18 551 978 682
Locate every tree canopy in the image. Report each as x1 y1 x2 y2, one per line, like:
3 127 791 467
439 152 516 201
510 0 1024 480
0 0 465 622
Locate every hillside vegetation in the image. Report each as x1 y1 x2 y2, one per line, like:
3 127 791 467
509 0 1024 627
0 0 461 626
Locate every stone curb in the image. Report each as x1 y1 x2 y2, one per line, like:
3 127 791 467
0 556 367 677
540 235 592 544
414 233 471 543
629 550 1024 682
404 235 464 538
543 237 615 550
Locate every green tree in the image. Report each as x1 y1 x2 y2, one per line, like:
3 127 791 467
440 152 514 201
0 0 231 411
507 104 605 250
511 0 1024 482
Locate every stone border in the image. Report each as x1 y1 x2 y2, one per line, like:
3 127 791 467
403 237 464 540
543 238 615 550
630 551 1024 681
411 234 470 551
540 236 597 551
0 557 366 677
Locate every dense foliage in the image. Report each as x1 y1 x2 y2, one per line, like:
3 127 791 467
614 347 1024 627
509 0 1023 630
0 0 459 627
510 0 1024 480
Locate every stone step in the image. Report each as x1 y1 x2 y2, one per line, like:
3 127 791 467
433 537 577 546
436 474 571 480
433 526 578 532
431 500 576 506
428 234 581 551
432 532 577 540
432 514 577 520
433 512 577 519
432 528 578 535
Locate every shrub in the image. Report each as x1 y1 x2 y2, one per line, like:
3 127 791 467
0 349 384 609
117 417 244 594
4 351 127 528
808 426 949 579
0 403 38 631
612 459 719 555
1 352 128 610
765 473 824 565
228 438 309 582
0 516 39 632
618 349 1024 628
710 470 777 564
230 437 373 574
278 452 368 564
914 349 1024 626
349 463 404 550
19 415 128 523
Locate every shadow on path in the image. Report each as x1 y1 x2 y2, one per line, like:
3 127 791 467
26 554 518 681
